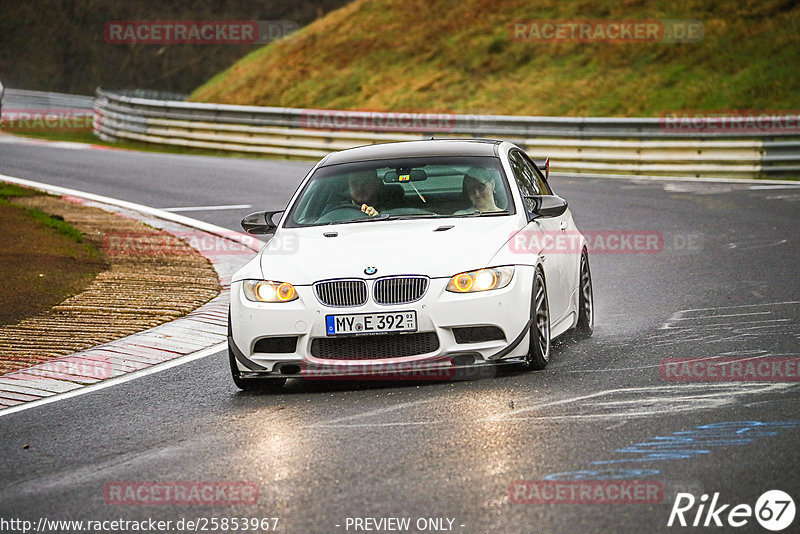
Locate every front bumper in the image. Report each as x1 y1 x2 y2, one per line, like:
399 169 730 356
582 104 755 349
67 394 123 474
229 266 535 377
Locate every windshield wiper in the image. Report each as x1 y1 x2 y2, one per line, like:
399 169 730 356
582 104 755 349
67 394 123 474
477 210 511 216
382 214 439 220
337 213 440 223
330 214 392 225
449 210 510 218
449 211 481 218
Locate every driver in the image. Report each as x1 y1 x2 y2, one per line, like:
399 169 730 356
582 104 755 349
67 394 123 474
348 170 386 217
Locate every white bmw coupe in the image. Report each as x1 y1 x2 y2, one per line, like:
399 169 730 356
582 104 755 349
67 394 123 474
228 139 593 391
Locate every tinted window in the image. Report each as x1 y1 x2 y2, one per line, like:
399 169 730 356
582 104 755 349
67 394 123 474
509 150 540 215
284 156 515 227
509 150 540 196
520 152 552 195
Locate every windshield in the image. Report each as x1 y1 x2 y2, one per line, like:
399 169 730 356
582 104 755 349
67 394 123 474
284 156 515 227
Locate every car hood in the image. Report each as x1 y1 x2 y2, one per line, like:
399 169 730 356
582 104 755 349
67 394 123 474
257 217 523 284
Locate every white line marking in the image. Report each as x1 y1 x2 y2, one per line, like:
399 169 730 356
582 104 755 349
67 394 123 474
727 239 788 250
669 311 773 321
666 319 790 329
0 174 261 251
0 174 252 417
668 300 800 315
749 184 800 190
162 204 252 212
305 383 796 428
0 343 225 419
486 387 641 421
320 398 438 425
486 383 779 421
560 353 746 373
309 421 441 429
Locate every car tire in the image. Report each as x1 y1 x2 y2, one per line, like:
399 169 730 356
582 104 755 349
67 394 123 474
523 268 550 371
576 250 594 337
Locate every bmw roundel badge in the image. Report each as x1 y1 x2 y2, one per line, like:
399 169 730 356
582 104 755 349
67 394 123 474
364 266 377 275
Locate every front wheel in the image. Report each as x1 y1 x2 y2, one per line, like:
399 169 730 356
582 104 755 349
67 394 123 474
523 269 551 370
576 250 594 337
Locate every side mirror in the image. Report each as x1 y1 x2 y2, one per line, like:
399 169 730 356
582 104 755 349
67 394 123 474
241 210 284 235
524 195 568 221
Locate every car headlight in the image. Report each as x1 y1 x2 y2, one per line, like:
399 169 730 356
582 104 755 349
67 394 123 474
446 266 514 293
242 280 298 302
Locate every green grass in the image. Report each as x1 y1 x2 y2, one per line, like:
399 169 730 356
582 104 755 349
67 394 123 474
0 185 106 326
0 197 83 244
0 183 44 198
189 0 800 117
3 191 103 257
0 184 100 256
25 206 84 243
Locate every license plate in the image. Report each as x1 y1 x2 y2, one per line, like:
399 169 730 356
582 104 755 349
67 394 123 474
325 311 417 336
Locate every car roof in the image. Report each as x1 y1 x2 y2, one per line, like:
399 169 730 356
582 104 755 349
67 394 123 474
319 139 502 166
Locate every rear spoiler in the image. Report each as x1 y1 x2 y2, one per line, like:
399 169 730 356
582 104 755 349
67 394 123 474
533 157 550 180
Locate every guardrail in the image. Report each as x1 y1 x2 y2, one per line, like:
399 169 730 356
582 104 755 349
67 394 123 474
88 88 796 178
3 88 94 110
0 88 94 135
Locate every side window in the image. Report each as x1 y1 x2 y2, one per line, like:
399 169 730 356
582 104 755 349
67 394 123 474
509 151 540 197
520 152 552 195
508 150 540 216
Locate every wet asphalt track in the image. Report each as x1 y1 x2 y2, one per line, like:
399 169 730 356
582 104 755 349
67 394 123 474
1 141 800 534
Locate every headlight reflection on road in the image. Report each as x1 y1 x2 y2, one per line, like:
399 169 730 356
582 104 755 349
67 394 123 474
232 410 316 485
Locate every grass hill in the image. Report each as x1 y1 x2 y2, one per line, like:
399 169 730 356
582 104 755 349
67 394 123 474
190 0 800 116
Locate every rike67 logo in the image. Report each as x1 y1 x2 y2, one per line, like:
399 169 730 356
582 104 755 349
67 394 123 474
668 490 795 531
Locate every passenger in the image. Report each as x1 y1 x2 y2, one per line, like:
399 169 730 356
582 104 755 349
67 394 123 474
455 166 502 214
348 170 386 216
